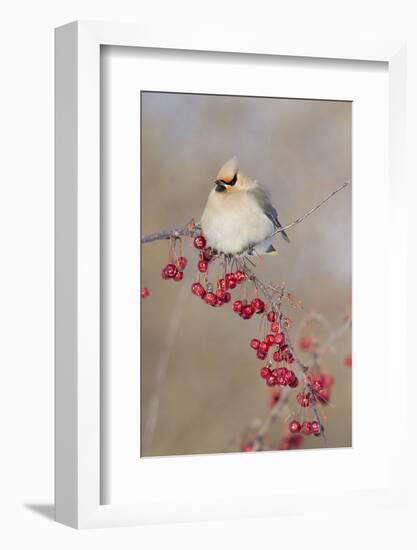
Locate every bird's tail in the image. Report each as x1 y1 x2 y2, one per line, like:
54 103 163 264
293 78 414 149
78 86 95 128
264 244 278 256
277 222 290 243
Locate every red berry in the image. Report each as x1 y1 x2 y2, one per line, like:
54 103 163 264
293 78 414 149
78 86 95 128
174 271 184 282
270 322 280 333
289 377 299 388
284 370 295 384
228 279 237 290
161 268 170 280
266 374 278 386
193 235 206 249
301 421 313 435
198 260 209 273
257 350 267 360
260 366 270 379
259 341 269 354
241 305 254 319
311 421 321 434
250 338 261 350
232 300 244 313
251 298 265 314
265 334 275 346
176 256 188 270
297 392 311 407
225 274 237 289
141 287 150 298
225 272 237 283
289 420 301 433
204 292 217 306
267 311 276 322
235 271 245 283
191 282 206 297
223 292 231 303
274 332 285 346
166 263 177 277
273 350 283 362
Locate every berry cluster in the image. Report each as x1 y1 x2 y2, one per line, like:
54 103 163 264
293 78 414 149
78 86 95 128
191 234 246 308
288 419 321 436
144 225 349 454
260 365 298 388
245 311 297 388
307 371 334 405
191 281 232 307
161 256 188 282
232 296 264 319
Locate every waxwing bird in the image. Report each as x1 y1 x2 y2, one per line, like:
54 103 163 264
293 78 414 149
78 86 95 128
200 157 289 256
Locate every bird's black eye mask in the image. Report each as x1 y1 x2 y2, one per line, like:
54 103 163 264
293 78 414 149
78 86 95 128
215 172 237 192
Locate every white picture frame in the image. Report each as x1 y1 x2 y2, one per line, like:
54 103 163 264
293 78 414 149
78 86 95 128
55 21 407 528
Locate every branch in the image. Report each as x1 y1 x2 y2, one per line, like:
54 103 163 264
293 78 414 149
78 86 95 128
240 261 326 447
316 314 352 358
140 182 350 451
141 182 350 244
271 181 350 237
251 387 291 451
142 219 199 244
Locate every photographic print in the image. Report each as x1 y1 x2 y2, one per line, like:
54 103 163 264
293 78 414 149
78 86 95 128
140 91 351 457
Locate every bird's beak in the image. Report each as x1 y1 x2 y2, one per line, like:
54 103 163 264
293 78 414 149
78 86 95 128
215 180 227 192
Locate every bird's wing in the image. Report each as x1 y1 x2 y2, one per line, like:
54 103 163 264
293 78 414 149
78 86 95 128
250 185 290 243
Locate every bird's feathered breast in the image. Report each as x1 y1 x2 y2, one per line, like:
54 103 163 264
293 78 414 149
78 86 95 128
201 186 275 254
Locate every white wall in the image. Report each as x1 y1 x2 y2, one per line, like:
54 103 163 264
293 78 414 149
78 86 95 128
0 1 415 548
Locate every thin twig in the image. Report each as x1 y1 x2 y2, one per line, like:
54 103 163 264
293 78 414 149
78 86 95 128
142 219 199 244
251 387 292 451
316 314 352 358
271 181 350 237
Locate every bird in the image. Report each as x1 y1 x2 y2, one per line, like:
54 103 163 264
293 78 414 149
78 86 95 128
200 157 289 256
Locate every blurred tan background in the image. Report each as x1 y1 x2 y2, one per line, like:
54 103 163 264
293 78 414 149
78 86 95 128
141 91 352 456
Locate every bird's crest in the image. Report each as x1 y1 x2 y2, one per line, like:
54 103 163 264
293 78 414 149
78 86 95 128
216 156 238 183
